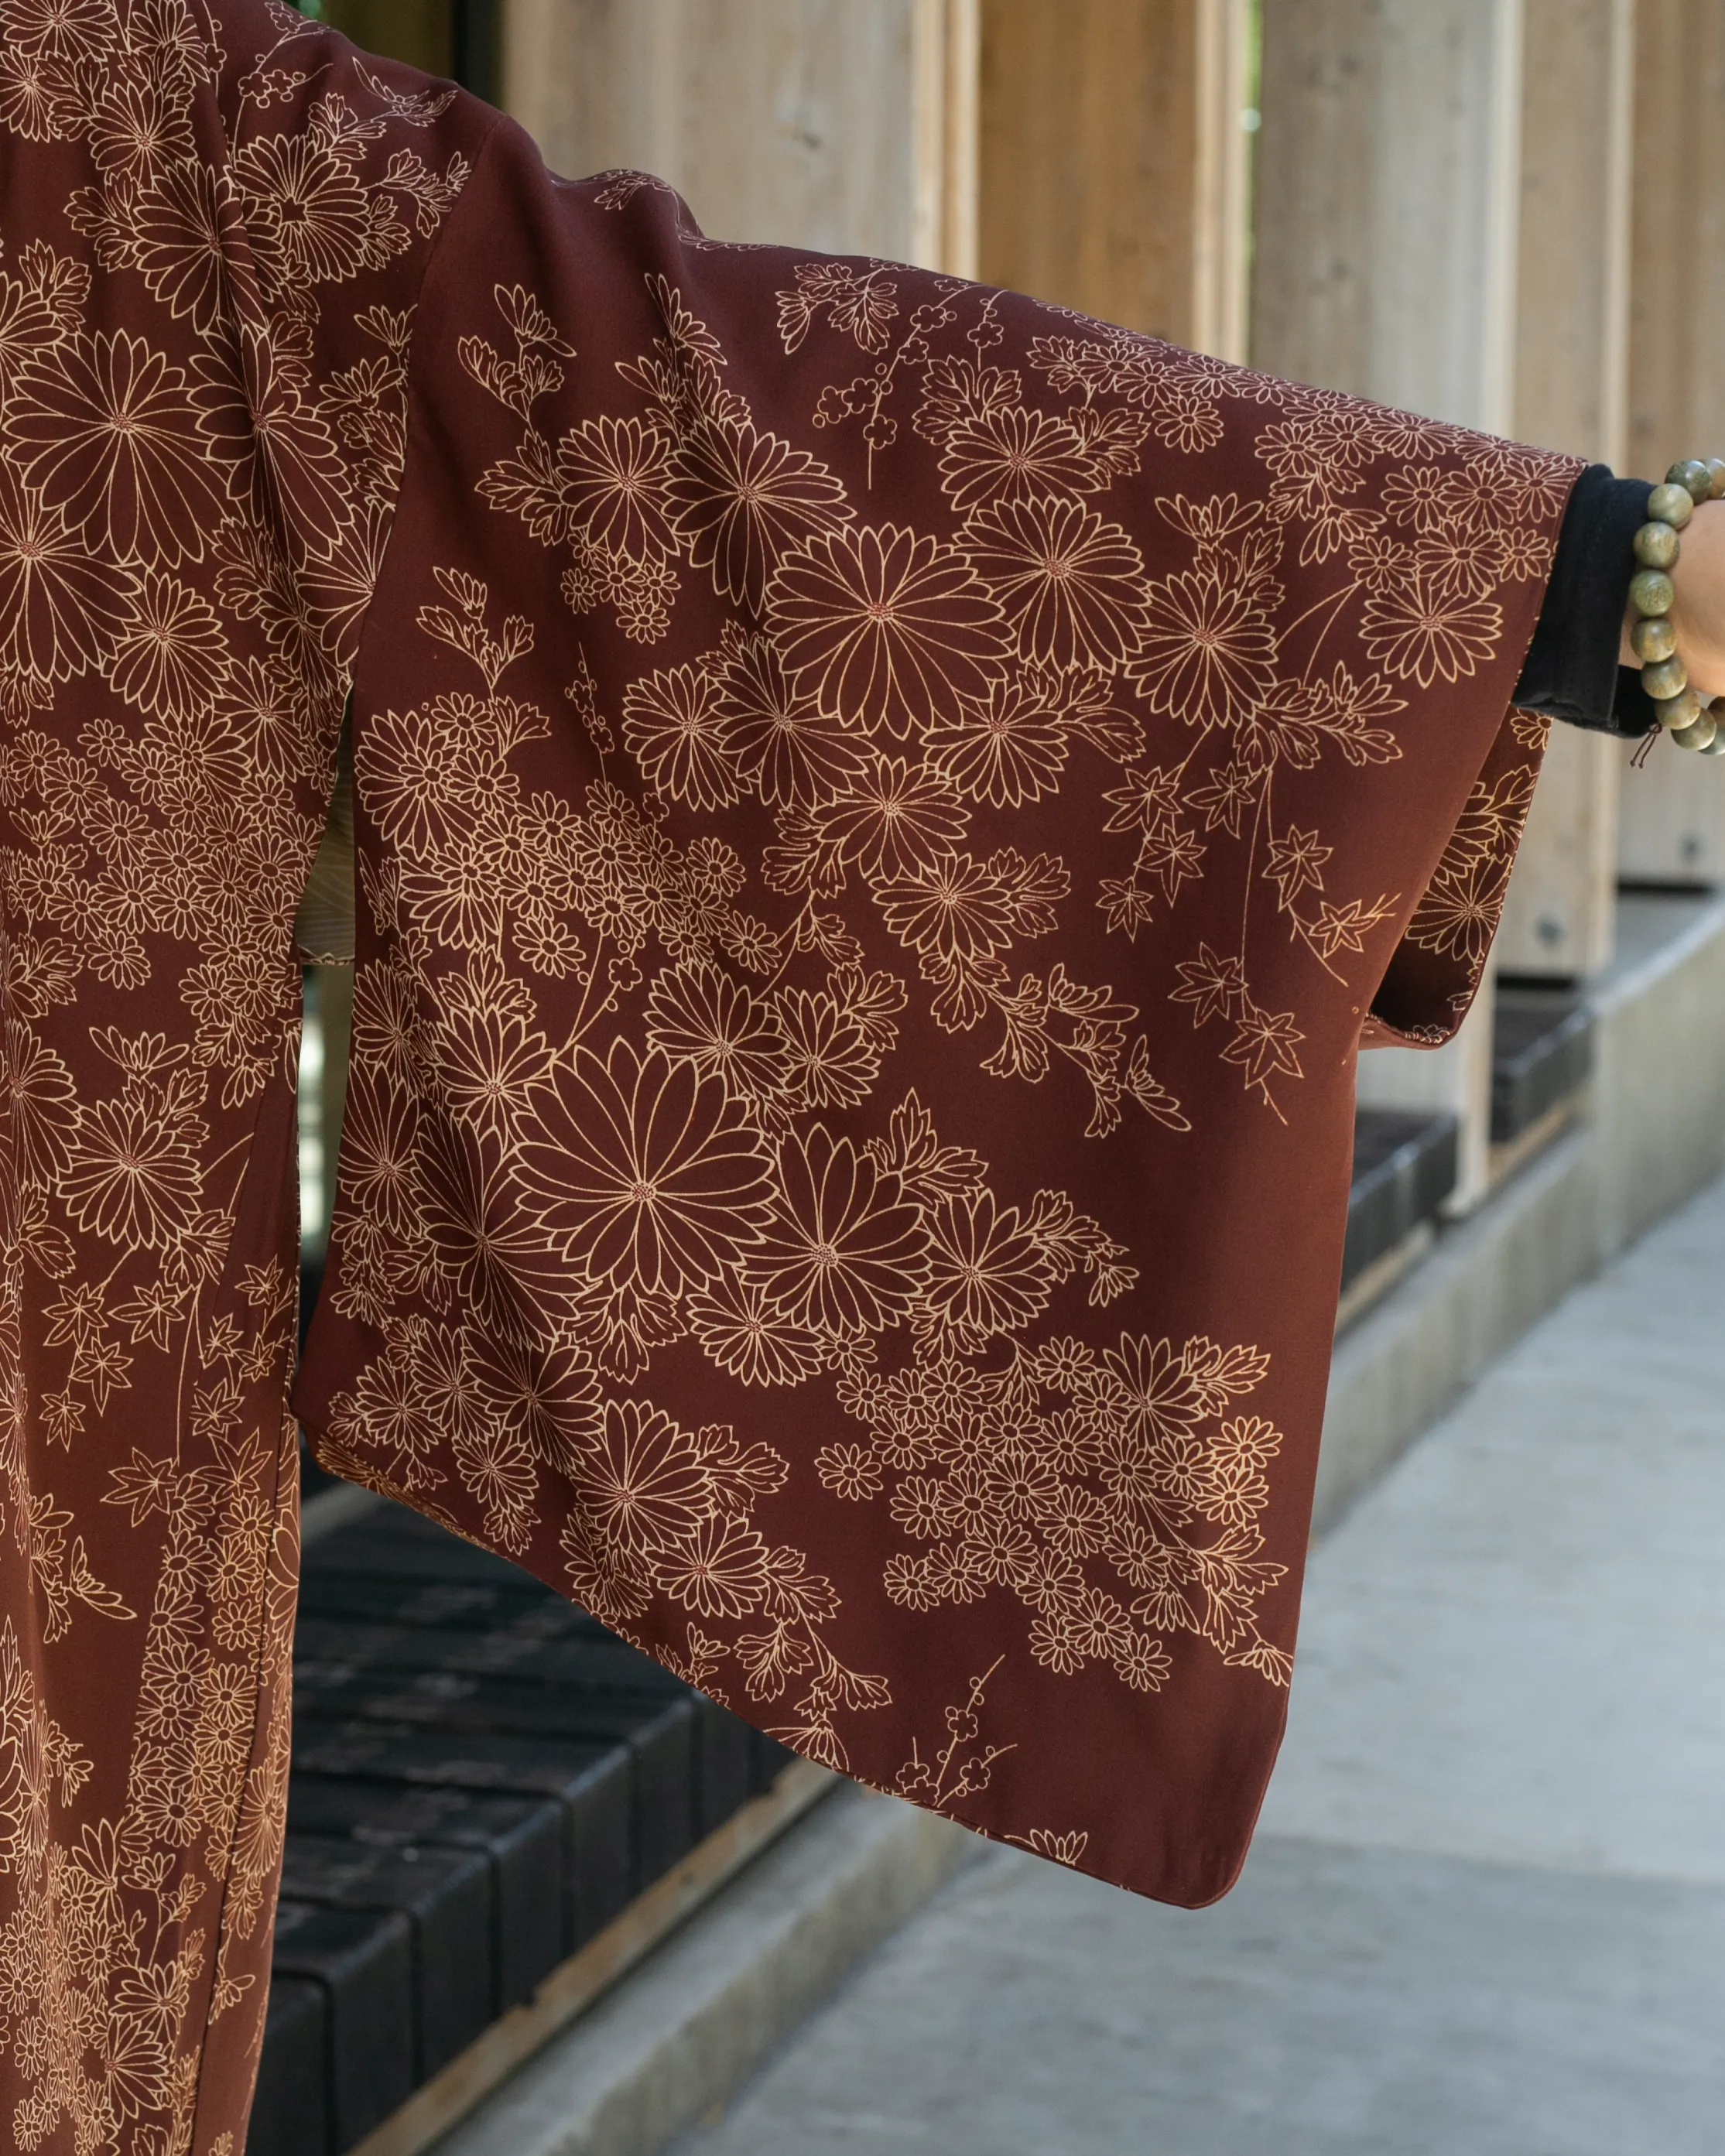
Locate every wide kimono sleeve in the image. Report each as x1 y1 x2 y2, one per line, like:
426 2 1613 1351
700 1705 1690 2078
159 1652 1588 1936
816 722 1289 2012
293 110 1580 1909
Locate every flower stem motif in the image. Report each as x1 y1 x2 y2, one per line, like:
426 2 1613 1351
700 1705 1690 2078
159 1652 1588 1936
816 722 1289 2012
893 1661 1015 1815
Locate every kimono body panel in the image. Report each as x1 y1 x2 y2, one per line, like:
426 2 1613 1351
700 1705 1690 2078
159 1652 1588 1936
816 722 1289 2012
0 2 1575 2149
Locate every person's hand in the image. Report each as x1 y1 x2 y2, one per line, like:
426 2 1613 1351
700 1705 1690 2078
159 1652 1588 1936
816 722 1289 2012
1669 498 1725 697
1622 495 1725 698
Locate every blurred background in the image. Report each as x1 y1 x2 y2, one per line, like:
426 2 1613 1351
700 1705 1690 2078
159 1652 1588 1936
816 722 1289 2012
276 9 1725 2156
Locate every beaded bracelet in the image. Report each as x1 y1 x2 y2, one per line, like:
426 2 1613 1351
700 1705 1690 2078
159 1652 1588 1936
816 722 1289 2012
1630 457 1725 754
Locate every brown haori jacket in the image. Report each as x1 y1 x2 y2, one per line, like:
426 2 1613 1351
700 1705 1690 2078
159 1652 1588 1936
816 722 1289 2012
0 2 1578 2146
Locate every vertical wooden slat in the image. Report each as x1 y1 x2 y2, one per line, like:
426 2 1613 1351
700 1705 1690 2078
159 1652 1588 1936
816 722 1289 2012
501 0 963 265
1618 0 1725 888
1496 0 1634 980
1254 0 1525 1207
976 0 1249 351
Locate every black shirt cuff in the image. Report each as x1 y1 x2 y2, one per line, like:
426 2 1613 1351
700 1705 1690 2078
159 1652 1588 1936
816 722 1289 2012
1513 465 1655 738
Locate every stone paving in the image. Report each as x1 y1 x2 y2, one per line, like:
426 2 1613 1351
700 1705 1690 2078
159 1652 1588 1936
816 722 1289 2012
672 1175 1725 2156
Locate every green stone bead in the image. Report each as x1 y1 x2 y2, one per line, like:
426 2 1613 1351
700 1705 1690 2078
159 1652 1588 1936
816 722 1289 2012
1643 654 1689 700
1672 713 1717 751
1631 566 1676 616
1701 724 1725 755
1706 457 1725 500
1669 459 1713 502
1655 686 1703 729
1634 520 1681 569
1631 614 1678 662
1648 482 1694 529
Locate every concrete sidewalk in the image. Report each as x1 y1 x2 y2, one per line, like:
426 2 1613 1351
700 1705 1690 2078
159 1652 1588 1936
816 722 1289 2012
672 1176 1725 2156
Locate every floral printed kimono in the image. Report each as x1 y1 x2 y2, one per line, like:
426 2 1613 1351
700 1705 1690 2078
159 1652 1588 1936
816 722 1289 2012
0 0 1579 2146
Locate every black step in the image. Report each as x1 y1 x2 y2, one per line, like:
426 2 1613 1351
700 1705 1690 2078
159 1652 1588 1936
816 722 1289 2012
280 1833 495 2077
293 1617 753 1837
248 1977 329 2156
285 1775 565 2010
289 1717 635 1951
294 1663 697 1885
1343 1110 1459 1286
1491 987 1594 1142
269 1901 414 2151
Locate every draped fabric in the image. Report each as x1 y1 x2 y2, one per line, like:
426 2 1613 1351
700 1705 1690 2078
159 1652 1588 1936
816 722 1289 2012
0 2 1576 2147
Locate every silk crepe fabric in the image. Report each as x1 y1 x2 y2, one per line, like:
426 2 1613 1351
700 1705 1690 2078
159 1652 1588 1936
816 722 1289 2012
0 2 1577 2146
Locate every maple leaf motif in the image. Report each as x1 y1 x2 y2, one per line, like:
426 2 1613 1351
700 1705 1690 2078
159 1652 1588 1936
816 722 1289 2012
1222 1004 1306 1099
1102 765 1182 836
1264 826 1331 909
101 1450 177 1526
1309 895 1397 959
1170 943 1247 1027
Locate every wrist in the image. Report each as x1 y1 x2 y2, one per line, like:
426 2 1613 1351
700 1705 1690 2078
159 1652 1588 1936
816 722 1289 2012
1669 498 1725 697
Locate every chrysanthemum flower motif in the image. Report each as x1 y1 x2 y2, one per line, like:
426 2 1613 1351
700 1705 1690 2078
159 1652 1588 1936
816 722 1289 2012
815 1442 883 1501
713 630 863 809
432 998 554 1134
688 1271 823 1388
666 415 849 607
60 1094 203 1252
472 1319 608 1474
555 414 676 560
963 495 1149 672
814 753 969 882
415 1114 579 1343
452 1416 538 1550
90 67 190 193
926 673 1070 807
0 457 128 683
920 1190 1056 1347
1 1018 75 1191
621 661 741 809
1405 851 1504 970
9 0 108 60
516 1039 775 1298
196 322 354 557
132 160 241 333
767 523 1008 741
106 568 229 721
337 1069 420 1241
937 406 1094 514
8 330 225 567
1131 565 1279 727
655 1514 772 1619
775 987 880 1110
1360 575 1501 686
1193 1415 1281 1528
874 850 1022 969
135 707 248 819
232 129 400 293
746 1124 930 1335
644 963 788 1100
570 1397 714 1557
